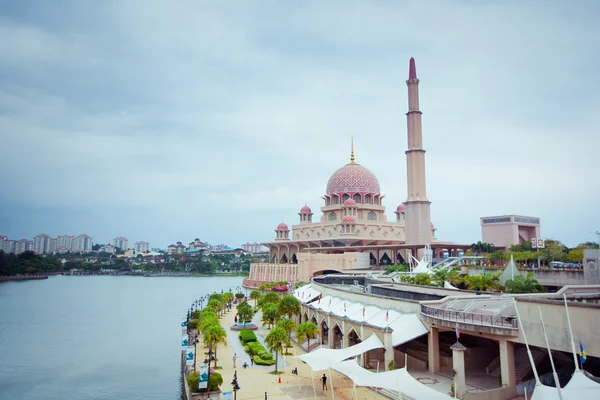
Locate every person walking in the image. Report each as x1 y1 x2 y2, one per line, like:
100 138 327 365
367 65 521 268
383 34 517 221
250 354 254 366
321 374 327 390
233 353 237 368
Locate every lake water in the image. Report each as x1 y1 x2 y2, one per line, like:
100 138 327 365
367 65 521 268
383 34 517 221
0 275 244 400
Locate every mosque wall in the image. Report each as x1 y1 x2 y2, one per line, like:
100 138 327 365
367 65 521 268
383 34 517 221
290 221 406 242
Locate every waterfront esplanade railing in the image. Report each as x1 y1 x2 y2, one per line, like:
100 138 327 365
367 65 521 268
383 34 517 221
420 304 518 330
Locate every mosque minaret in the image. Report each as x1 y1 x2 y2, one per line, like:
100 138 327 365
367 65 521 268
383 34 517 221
404 57 432 246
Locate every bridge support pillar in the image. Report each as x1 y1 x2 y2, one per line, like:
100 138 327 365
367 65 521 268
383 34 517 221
500 339 517 397
428 326 440 373
451 342 467 399
383 328 395 370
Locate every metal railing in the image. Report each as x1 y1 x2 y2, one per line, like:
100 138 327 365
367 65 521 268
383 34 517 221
420 305 518 329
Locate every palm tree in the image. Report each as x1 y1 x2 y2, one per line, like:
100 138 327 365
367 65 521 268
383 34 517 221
222 292 234 311
276 318 296 352
296 322 318 353
203 324 227 369
236 301 254 326
506 273 545 294
262 303 281 329
278 295 301 319
432 268 460 287
207 299 223 317
265 327 290 374
465 273 503 292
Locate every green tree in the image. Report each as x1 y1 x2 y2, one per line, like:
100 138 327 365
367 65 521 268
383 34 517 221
250 290 261 303
236 301 254 326
207 299 224 317
262 303 280 329
259 292 280 310
431 268 460 287
567 247 584 263
278 295 301 319
222 292 234 309
385 263 407 274
465 273 503 292
296 322 318 353
276 318 296 352
265 327 290 374
203 324 227 369
413 273 432 286
505 273 545 294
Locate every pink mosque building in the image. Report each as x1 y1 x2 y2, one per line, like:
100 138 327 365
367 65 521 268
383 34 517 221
244 58 469 287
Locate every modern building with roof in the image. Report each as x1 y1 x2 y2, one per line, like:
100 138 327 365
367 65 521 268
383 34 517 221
244 58 470 288
480 215 541 248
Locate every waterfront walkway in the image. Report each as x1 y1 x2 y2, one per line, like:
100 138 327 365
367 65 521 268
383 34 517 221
192 302 528 399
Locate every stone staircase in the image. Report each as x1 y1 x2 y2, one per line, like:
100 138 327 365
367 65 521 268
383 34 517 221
290 332 322 352
488 347 546 381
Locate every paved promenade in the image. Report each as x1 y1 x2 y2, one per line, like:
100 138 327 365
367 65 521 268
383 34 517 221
191 301 527 400
193 300 386 400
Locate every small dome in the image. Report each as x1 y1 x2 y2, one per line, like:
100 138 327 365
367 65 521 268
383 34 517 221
343 198 357 207
341 215 356 224
300 205 312 214
276 222 289 231
396 204 405 212
431 223 436 230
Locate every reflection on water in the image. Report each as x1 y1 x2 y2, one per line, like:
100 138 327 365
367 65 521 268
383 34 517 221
0 275 243 400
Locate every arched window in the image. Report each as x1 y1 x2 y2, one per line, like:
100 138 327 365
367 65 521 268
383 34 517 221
333 196 339 204
364 194 371 204
342 194 349 202
353 193 361 203
368 211 377 221
328 212 337 221
401 212 405 220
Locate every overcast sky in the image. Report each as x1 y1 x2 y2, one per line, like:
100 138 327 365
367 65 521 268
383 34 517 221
1 1 599 249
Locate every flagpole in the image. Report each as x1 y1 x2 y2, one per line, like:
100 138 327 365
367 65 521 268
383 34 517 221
538 306 563 400
563 294 581 371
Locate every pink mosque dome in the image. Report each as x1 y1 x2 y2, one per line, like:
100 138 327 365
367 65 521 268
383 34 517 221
300 205 312 214
326 162 380 195
396 204 405 212
343 198 357 207
276 222 289 231
341 215 356 224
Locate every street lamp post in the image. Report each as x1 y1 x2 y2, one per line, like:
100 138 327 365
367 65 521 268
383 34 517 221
231 371 240 400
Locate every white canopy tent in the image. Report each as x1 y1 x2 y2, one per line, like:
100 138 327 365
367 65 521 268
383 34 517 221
388 313 430 346
310 295 342 312
296 333 384 371
329 360 452 399
293 284 321 304
530 382 600 400
564 370 600 390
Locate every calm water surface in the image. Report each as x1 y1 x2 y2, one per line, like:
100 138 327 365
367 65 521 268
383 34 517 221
0 275 244 400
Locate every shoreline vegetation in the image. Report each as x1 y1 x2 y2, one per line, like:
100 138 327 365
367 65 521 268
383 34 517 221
0 250 254 278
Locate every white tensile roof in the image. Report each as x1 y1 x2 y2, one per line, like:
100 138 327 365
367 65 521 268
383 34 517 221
296 334 384 371
293 284 321 304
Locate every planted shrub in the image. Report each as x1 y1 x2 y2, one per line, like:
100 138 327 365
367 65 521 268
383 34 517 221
254 355 276 366
258 351 273 360
209 372 223 391
243 345 249 353
187 372 199 392
247 341 265 355
239 329 257 343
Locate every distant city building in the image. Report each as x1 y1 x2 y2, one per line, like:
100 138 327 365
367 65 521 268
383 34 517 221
134 241 149 253
167 241 186 255
98 244 116 254
210 244 228 251
241 242 268 254
0 236 9 253
56 235 74 252
13 239 33 254
34 234 52 254
113 236 129 250
188 238 208 250
72 234 93 252
480 215 541 248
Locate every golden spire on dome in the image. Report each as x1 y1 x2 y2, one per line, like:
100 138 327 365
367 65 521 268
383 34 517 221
350 137 355 163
